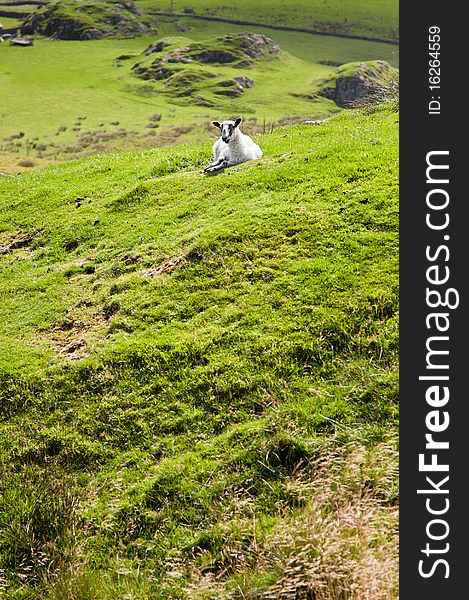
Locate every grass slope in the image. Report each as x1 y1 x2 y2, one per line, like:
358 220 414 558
136 0 399 42
0 104 398 598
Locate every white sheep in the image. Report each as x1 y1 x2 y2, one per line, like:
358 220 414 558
204 117 262 174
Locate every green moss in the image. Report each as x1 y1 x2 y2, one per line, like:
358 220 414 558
21 0 158 40
134 31 281 83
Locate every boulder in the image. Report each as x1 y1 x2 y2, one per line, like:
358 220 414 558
214 76 255 97
319 61 398 107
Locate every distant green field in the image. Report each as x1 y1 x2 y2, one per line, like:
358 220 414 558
0 15 22 29
136 0 399 41
158 17 399 64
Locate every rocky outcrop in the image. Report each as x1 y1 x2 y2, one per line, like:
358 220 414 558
129 32 276 106
319 61 398 107
21 0 158 40
177 32 280 66
22 12 102 40
143 38 173 55
214 76 255 97
134 32 281 80
223 32 281 59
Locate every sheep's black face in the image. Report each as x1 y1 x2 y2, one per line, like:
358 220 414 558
221 122 235 144
213 118 241 144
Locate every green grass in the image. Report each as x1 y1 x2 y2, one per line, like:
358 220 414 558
0 14 23 29
0 104 398 598
1 2 398 171
136 0 399 42
21 0 159 40
155 17 399 65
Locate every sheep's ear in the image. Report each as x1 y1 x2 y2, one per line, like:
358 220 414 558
234 117 242 128
212 121 221 129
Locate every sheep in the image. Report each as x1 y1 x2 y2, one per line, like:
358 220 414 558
204 117 262 174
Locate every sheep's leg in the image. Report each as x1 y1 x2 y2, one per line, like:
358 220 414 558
203 158 223 172
204 156 229 173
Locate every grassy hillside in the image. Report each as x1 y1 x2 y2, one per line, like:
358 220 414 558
0 0 398 173
136 0 399 42
0 103 399 598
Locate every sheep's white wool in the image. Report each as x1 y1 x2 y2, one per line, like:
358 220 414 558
204 118 262 173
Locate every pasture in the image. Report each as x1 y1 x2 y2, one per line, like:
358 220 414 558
0 104 399 598
0 1 399 596
135 0 399 41
1 8 398 171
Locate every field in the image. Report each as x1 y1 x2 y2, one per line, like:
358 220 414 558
135 0 399 41
0 102 399 598
0 2 398 172
1 1 399 597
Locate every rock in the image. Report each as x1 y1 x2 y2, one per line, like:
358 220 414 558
225 32 281 59
121 1 142 14
175 22 190 32
9 37 33 46
214 76 255 97
319 61 398 108
335 70 375 106
233 75 255 89
143 38 173 55
21 0 158 40
114 54 133 61
132 64 173 81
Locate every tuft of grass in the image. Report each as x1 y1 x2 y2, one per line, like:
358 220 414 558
0 468 81 591
259 440 398 600
201 436 398 599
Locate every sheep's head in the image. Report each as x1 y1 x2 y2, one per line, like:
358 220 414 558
213 117 242 143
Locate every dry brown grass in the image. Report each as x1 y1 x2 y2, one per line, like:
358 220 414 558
185 437 398 600
0 230 38 255
141 255 184 279
38 296 108 360
260 441 398 600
